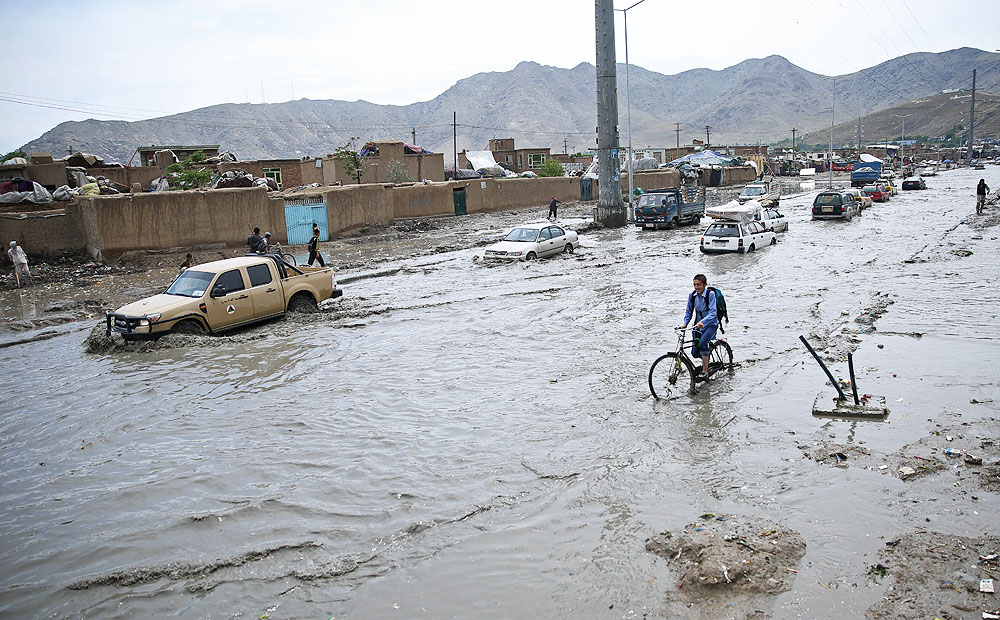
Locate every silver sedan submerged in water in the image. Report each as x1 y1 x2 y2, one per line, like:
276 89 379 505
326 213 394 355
484 223 578 261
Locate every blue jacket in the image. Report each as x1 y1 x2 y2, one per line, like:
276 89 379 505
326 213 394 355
684 289 718 329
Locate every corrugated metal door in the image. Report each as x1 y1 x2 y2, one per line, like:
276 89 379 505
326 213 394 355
284 199 329 245
580 178 593 201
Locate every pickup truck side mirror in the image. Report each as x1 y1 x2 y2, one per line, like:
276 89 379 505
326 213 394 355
210 284 226 298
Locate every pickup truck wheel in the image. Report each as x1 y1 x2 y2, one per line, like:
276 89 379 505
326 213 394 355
288 294 318 313
563 243 574 254
173 319 204 335
770 237 777 245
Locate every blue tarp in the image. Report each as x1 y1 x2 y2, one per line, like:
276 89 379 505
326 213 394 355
666 149 739 167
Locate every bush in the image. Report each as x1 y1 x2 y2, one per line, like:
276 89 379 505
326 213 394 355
166 150 211 190
386 159 414 184
538 159 565 177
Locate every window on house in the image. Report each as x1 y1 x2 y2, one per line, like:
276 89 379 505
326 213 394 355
528 153 546 168
262 167 283 188
505 155 512 164
518 154 523 168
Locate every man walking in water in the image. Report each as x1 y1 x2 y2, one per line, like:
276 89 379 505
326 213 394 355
307 229 325 267
548 197 561 220
680 274 718 381
977 179 990 215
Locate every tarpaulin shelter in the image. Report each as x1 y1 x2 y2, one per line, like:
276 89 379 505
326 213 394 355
666 150 738 167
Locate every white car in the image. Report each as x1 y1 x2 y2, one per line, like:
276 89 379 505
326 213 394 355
699 219 776 254
484 223 578 261
756 207 788 232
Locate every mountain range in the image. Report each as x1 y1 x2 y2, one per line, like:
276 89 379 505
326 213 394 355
20 47 999 163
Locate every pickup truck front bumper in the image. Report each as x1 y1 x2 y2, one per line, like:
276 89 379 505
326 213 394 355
105 311 158 340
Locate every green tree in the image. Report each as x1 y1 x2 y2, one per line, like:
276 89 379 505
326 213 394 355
538 158 565 177
166 150 211 190
385 158 413 184
1 149 29 163
333 137 365 184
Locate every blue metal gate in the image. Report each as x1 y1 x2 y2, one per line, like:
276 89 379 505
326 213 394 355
283 198 329 245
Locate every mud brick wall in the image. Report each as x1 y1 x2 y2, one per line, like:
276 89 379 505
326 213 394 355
319 184 393 234
77 187 286 260
0 208 85 254
629 169 682 192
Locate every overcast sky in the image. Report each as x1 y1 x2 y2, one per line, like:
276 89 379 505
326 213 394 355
2 0 997 154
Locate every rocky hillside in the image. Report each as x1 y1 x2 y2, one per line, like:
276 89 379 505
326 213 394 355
21 48 999 163
800 89 1000 148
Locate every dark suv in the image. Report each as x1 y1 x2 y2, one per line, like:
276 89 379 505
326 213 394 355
812 191 858 221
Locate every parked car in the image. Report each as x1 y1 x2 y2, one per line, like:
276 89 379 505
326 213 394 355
756 207 788 232
862 184 889 203
106 255 340 340
812 191 859 220
844 188 872 209
879 178 899 196
484 223 578 261
902 177 927 190
699 219 776 253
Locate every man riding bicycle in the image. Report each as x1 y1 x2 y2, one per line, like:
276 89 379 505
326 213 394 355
679 274 718 380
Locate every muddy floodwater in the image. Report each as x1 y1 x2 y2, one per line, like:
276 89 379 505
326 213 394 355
2 168 999 619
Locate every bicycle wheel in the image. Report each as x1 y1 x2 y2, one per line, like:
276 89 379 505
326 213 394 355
708 340 734 376
281 252 297 266
649 352 697 399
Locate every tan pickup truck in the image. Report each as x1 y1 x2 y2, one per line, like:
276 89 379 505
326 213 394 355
106 255 341 340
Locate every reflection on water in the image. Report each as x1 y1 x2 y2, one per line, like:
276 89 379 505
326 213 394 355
1 169 997 619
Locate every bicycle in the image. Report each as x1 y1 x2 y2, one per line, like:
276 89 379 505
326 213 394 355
267 242 297 266
648 326 734 398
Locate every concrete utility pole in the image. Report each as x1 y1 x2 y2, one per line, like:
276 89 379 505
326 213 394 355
564 138 569 154
791 128 797 153
674 123 681 161
594 0 625 226
453 112 457 177
967 69 976 164
829 77 835 189
412 127 417 145
705 125 712 147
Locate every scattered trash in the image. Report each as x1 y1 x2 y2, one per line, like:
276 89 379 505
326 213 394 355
981 578 995 593
898 466 916 479
944 448 962 458
549 378 558 383
946 435 954 441
965 454 983 465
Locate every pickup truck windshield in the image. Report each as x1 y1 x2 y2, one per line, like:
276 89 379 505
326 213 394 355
740 186 765 197
166 270 214 297
637 194 674 207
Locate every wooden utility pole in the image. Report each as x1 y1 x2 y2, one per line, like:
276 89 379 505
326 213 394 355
452 112 457 176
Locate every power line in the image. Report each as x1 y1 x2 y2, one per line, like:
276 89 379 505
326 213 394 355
899 0 936 49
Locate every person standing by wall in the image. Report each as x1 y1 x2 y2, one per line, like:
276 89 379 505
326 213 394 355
548 197 562 220
247 227 263 253
307 229 326 267
7 241 30 286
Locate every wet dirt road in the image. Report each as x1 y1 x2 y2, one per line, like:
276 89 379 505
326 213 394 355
1 168 998 619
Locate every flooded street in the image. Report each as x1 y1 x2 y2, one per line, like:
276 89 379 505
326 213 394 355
2 168 999 619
